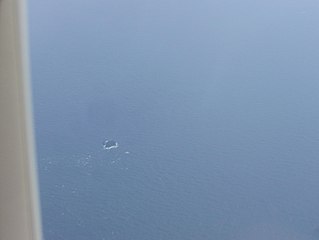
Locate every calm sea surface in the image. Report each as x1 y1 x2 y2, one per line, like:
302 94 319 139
29 0 319 239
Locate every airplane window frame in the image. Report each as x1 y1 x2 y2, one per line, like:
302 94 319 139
0 0 42 239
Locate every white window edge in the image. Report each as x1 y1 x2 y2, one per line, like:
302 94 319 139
0 0 42 239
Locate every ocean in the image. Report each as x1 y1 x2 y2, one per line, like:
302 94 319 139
29 0 319 239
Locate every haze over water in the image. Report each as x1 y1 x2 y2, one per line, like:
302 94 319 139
29 0 319 239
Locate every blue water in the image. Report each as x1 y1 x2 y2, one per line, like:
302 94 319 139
29 0 319 239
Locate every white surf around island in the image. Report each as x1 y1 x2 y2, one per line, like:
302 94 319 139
102 140 119 150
